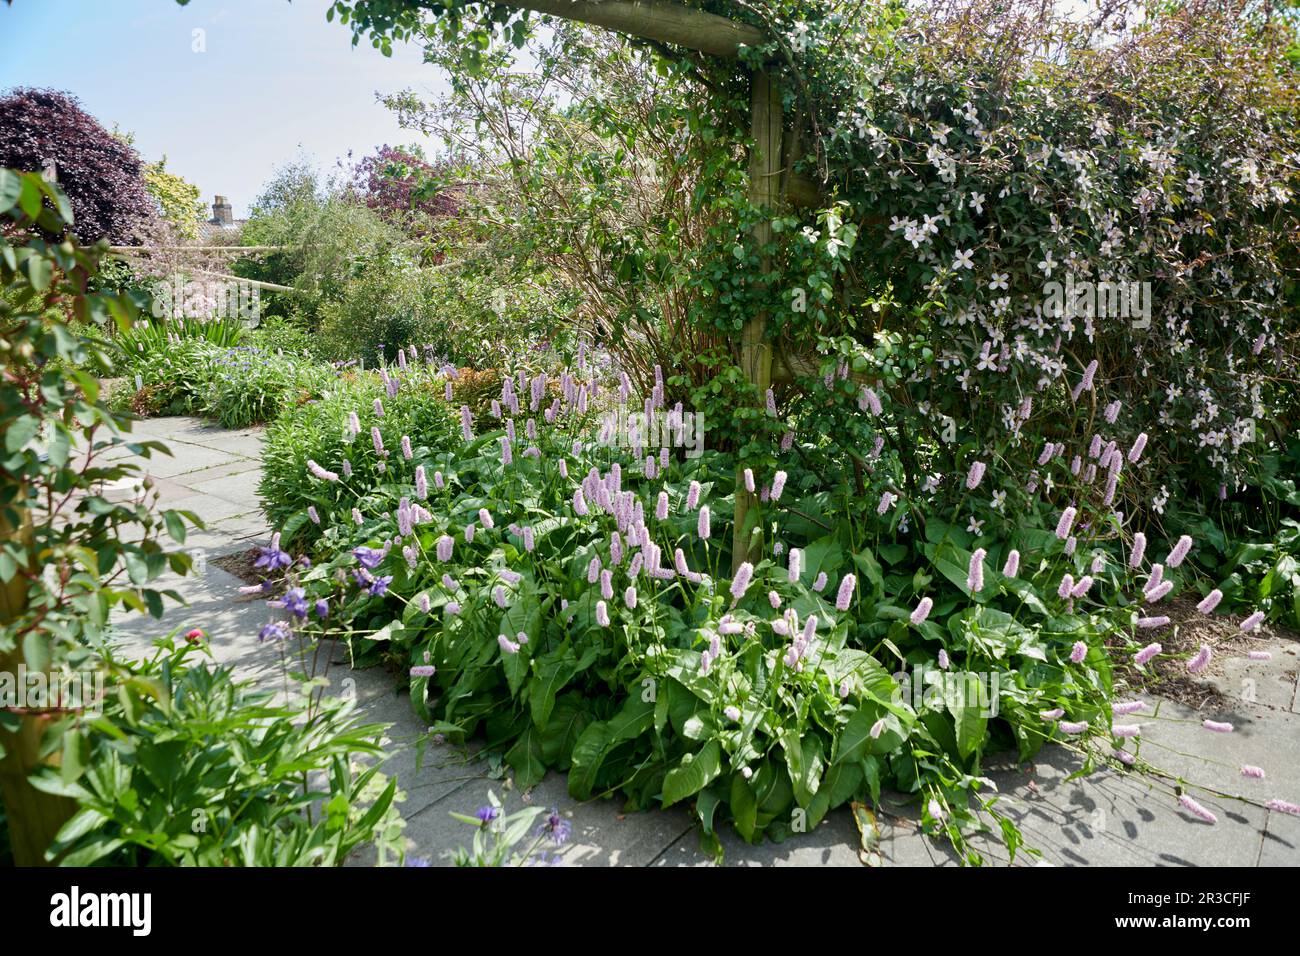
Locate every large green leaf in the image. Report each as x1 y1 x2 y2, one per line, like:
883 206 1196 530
662 738 722 807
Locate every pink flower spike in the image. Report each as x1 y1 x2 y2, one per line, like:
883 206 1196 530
1186 644 1211 674
937 649 950 670
1240 766 1266 780
1002 549 1019 578
1179 794 1217 824
1112 724 1141 739
1069 641 1087 663
1113 748 1136 766
1055 507 1077 540
910 597 933 626
1196 589 1223 615
965 460 986 490
1113 701 1146 716
1137 616 1170 630
1203 719 1234 733
967 548 986 593
1166 534 1193 568
835 574 856 611
1247 650 1272 661
1059 720 1089 734
1129 532 1147 569
1040 708 1065 720
1134 642 1163 664
1240 611 1265 632
869 717 887 739
1145 580 1174 603
1266 799 1300 816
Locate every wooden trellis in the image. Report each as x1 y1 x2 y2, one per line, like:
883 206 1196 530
487 0 823 569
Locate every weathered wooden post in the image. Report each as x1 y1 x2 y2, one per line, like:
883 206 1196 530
733 69 781 571
0 503 76 866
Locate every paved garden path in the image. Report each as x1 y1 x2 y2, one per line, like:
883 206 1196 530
106 417 1300 867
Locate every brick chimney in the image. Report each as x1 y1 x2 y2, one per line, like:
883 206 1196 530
211 195 233 226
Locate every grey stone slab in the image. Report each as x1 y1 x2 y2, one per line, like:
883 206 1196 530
186 468 264 509
985 747 1268 867
1259 805 1300 866
1201 637 1300 713
162 492 259 525
142 444 243 479
107 565 284 688
1123 694 1300 798
653 806 865 867
174 459 264 488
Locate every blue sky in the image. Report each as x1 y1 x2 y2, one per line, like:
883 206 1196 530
0 0 452 218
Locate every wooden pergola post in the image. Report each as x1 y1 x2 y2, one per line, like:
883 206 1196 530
733 69 781 571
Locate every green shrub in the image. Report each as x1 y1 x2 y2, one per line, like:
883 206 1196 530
259 365 459 547
205 345 335 429
40 638 404 867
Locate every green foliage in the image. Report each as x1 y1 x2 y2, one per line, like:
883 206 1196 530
0 167 197 649
444 790 553 866
142 157 205 241
253 358 1176 863
259 366 459 546
113 314 245 360
35 638 405 867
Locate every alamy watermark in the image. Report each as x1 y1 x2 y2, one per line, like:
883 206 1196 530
596 407 706 459
0 665 105 717
151 274 260 324
895 665 1001 717
1042 273 1151 329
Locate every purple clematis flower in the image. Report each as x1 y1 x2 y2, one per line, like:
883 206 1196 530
353 546 385 570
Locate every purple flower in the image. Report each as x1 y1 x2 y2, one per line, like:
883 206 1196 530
258 621 291 643
697 506 711 540
812 571 827 592
686 481 701 510
353 546 384 570
410 665 436 678
254 534 293 572
1069 640 1087 663
368 575 393 597
283 587 309 620
315 598 329 619
475 806 500 826
436 535 454 562
538 808 571 846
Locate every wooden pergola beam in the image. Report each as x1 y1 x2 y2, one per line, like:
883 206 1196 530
497 0 827 209
500 0 765 57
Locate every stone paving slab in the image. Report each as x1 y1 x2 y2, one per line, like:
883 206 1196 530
101 417 1300 868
